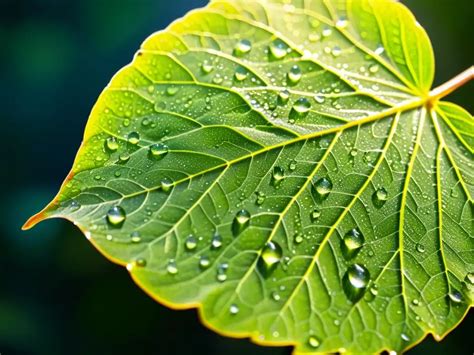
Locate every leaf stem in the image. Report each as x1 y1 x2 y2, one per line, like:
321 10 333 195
429 66 473 102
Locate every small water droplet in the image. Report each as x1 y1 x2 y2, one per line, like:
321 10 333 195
201 60 214 74
412 299 419 306
119 152 130 162
336 18 348 29
149 143 169 159
167 259 178 274
211 233 223 249
343 263 370 302
308 336 320 348
372 187 388 208
313 177 333 201
234 66 248 81
314 94 325 104
288 65 302 84
185 235 198 250
105 137 119 151
161 178 173 193
278 89 290 104
416 243 425 253
229 304 239 315
369 64 379 73
292 97 311 114
127 132 140 145
255 191 266 205
272 291 281 301
166 86 179 96
234 39 252 56
294 233 304 244
199 255 210 269
269 39 288 59
106 206 126 226
130 231 142 243
331 46 342 57
374 44 385 55
232 210 250 236
401 333 410 342
271 166 285 186
289 160 297 171
310 209 321 222
216 262 228 282
69 200 81 211
135 258 147 267
322 27 332 37
259 241 283 274
342 228 365 259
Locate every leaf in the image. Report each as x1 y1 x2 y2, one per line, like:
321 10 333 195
24 0 473 353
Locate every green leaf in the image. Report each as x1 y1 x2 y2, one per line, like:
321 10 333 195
24 0 473 353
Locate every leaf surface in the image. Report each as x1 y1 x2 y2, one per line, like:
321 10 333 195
25 0 473 353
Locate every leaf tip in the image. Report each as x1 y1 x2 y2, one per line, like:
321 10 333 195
22 211 48 230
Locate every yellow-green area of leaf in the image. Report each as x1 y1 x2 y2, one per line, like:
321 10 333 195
24 0 473 354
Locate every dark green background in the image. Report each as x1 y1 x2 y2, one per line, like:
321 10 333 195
1 0 472 354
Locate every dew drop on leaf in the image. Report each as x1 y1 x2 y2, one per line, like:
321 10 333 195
308 336 320 348
271 166 285 186
269 39 288 59
216 262 228 282
342 228 365 259
232 209 251 236
259 241 283 274
149 143 169 159
288 65 302 84
234 39 252 56
161 178 173 193
106 206 126 226
343 263 370 302
292 97 311 114
234 66 248 81
313 177 333 200
135 258 147 267
448 290 463 303
314 94 325 104
278 89 290 104
211 233 223 249
199 255 210 269
167 259 178 274
201 60 214 74
310 209 321 222
373 187 388 208
229 304 239 315
105 136 119 151
255 191 266 205
127 131 140 145
130 231 142 243
401 333 410 342
416 243 425 253
185 235 198 250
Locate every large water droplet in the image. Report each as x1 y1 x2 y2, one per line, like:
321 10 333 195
271 166 285 187
149 143 169 159
308 336 320 348
199 255 210 269
343 263 370 302
232 210 250 236
269 39 288 59
185 235 198 250
127 132 140 145
342 228 365 259
278 89 290 104
313 177 333 201
288 65 302 84
448 290 463 303
201 60 214 74
292 97 311 114
106 206 126 226
234 39 252 56
259 241 283 275
105 137 119 151
161 178 173 193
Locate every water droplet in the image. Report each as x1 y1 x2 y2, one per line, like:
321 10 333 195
234 66 248 81
278 89 290 104
185 235 198 250
369 284 378 296
308 336 320 348
149 143 169 159
448 290 463 303
322 27 332 37
255 191 266 205
416 243 425 253
314 94 325 104
401 333 410 342
372 187 388 208
119 152 130 162
342 228 365 259
130 231 142 243
201 60 214 74
272 291 281 301
271 166 285 186
105 137 119 151
292 97 311 114
232 210 250 236
211 233 223 249
229 304 239 315
106 206 126 226
166 86 179 96
310 209 321 222
336 18 348 29
167 259 178 274
412 299 419 306
234 39 252 56
135 258 147 267
288 65 302 84
127 132 140 145
369 64 379 73
216 262 228 282
294 233 304 244
374 44 385 55
466 272 474 285
269 39 288 59
161 178 173 193
259 241 283 274
313 177 333 201
69 200 81 211
199 255 210 269
331 46 342 57
343 263 371 302
289 160 297 171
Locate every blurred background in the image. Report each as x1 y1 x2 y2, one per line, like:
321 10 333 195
0 0 472 354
